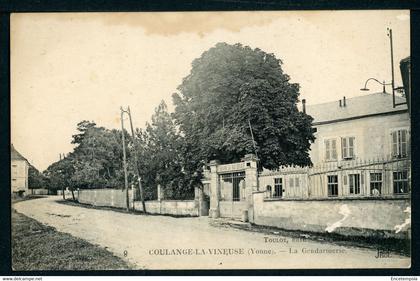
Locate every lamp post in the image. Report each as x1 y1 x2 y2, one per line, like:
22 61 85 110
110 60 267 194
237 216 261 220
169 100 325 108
360 78 391 93
360 28 406 108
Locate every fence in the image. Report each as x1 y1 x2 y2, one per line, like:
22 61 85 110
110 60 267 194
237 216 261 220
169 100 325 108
258 157 410 200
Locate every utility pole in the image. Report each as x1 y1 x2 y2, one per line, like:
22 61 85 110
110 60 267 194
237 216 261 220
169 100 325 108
127 106 147 213
388 28 396 108
120 107 129 212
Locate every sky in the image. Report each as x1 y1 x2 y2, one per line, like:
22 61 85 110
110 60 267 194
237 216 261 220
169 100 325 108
10 11 410 171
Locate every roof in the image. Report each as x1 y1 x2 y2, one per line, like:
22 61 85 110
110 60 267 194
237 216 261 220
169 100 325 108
11 144 28 162
305 92 408 125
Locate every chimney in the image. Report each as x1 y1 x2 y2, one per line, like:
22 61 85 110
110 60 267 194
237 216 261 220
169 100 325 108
59 154 62 160
339 99 342 107
302 99 306 114
343 96 346 107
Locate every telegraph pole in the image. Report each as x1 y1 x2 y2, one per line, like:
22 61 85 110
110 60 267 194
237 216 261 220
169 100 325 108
388 28 396 108
120 107 129 212
127 106 147 213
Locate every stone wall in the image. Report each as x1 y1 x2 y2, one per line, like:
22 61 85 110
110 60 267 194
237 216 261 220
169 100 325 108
75 188 202 216
134 200 199 216
31 188 49 195
252 191 411 239
77 188 135 209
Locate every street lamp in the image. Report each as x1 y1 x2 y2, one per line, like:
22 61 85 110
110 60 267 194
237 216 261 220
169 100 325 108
360 28 407 108
360 78 391 93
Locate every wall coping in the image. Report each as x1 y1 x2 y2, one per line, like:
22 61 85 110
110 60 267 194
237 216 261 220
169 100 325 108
135 199 196 203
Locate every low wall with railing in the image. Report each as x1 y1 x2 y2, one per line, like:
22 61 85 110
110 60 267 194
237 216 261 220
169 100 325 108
134 200 200 217
252 191 411 239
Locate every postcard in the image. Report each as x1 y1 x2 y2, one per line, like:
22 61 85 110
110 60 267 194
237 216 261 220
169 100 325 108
10 11 411 270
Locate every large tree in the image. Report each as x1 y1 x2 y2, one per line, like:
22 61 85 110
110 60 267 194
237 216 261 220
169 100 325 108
173 42 315 171
28 164 46 190
44 121 129 193
70 121 129 189
138 101 192 200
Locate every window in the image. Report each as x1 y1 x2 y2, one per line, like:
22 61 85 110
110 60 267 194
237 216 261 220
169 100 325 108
274 178 283 198
391 129 408 158
342 137 355 159
370 173 382 195
393 171 409 194
327 175 338 197
349 174 361 195
325 139 337 161
266 185 272 198
289 177 299 188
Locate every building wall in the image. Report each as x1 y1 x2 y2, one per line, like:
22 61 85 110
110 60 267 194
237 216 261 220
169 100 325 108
11 159 29 194
259 170 309 199
253 191 410 239
310 112 410 164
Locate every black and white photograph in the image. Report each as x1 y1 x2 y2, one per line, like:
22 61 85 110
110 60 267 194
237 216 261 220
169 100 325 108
10 10 411 270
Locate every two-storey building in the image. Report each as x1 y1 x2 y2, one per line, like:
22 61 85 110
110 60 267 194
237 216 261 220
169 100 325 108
11 144 29 196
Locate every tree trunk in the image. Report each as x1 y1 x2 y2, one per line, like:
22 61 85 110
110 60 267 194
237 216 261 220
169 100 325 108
71 187 76 201
62 186 65 200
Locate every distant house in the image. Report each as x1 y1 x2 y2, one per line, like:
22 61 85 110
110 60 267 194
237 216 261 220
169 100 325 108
11 144 29 196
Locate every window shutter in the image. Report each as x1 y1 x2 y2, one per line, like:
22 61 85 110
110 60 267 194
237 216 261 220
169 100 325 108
332 139 337 160
342 138 347 158
343 175 347 185
401 130 407 157
289 178 294 188
349 137 355 158
325 140 330 160
361 173 364 185
295 177 300 188
391 131 398 156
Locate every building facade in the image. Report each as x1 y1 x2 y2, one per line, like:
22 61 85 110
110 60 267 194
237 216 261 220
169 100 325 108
260 92 410 200
11 144 29 196
203 92 411 238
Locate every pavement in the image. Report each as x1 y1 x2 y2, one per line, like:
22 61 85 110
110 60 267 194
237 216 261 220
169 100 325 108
13 196 411 270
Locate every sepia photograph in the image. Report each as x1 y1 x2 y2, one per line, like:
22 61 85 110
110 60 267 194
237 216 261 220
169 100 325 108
10 10 411 270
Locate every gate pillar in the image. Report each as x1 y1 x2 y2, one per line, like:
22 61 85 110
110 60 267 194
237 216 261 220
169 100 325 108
208 159 221 218
243 154 258 223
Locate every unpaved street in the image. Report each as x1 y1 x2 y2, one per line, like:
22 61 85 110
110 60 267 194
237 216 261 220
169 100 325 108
14 196 410 270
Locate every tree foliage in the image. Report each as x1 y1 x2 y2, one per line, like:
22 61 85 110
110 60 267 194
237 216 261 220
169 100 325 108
28 165 46 189
173 42 315 170
136 101 193 200
44 121 130 191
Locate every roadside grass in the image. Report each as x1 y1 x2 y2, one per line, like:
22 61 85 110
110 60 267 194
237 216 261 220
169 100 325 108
12 209 133 270
211 219 411 257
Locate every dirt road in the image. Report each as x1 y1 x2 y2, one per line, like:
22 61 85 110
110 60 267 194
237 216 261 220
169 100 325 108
14 196 410 270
